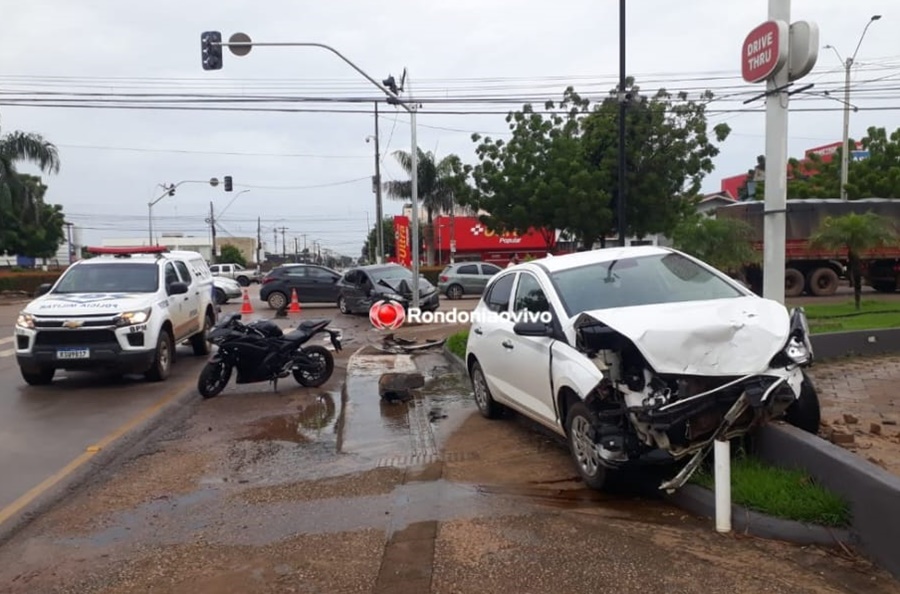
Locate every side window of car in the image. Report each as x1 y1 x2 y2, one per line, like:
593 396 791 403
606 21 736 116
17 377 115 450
514 273 550 313
481 264 502 276
285 267 307 278
209 265 219 274
164 263 180 287
343 271 359 285
174 261 192 285
458 264 479 275
485 274 515 313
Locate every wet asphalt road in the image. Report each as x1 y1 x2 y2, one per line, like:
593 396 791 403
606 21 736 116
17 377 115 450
0 294 361 519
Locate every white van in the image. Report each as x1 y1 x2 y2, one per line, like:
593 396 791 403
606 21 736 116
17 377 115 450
13 246 217 385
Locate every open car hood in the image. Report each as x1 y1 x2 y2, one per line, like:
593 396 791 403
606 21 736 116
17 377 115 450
573 296 790 376
378 278 434 297
27 293 152 316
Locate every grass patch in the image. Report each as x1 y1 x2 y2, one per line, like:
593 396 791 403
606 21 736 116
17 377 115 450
445 329 468 360
802 300 900 334
692 454 851 527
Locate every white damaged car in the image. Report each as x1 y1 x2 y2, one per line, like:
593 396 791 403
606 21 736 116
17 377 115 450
464 246 820 492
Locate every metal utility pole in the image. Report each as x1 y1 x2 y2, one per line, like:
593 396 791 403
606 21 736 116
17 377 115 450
825 15 881 200
280 227 287 258
64 222 74 264
208 201 218 263
374 102 384 264
617 0 627 248
256 217 262 266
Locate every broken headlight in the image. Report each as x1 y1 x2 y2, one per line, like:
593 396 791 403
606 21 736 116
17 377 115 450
775 307 813 366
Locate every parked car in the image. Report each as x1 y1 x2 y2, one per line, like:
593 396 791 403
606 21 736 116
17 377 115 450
438 261 503 299
14 246 217 385
209 263 261 286
212 276 243 305
464 245 820 492
259 263 342 310
336 264 440 314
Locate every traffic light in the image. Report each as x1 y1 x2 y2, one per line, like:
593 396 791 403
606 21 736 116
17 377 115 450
167 184 175 196
223 175 233 192
201 31 223 71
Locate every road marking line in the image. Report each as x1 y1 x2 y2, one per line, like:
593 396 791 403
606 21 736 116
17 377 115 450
0 336 14 346
0 376 194 528
0 349 13 358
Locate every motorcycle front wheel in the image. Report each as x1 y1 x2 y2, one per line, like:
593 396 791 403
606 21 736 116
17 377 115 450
293 345 335 387
198 361 233 398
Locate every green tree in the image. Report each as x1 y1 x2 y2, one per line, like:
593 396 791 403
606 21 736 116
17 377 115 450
810 212 898 310
383 148 458 265
671 214 760 279
461 88 600 250
218 244 246 267
363 217 395 263
460 81 729 249
0 118 63 256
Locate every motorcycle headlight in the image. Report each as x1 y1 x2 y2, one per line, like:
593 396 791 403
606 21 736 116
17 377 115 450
115 308 151 327
16 312 35 329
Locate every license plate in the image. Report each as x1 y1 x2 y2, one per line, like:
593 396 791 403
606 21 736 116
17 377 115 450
56 348 90 360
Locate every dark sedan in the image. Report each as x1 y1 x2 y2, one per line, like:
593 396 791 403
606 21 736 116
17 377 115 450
336 264 440 315
259 264 342 309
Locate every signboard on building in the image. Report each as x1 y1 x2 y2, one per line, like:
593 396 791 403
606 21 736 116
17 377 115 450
432 217 551 251
393 215 411 267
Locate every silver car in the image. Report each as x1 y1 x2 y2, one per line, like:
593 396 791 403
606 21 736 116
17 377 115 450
438 261 503 299
212 276 243 304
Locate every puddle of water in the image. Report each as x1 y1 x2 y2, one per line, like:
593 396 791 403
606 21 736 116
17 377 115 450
243 393 339 444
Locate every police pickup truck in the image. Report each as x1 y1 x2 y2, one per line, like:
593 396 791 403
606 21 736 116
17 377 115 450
13 246 217 385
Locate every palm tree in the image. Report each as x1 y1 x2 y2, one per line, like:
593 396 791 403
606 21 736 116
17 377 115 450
810 212 898 310
383 148 458 266
0 119 61 225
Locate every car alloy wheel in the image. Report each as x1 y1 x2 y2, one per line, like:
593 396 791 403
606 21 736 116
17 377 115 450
267 292 287 310
570 415 601 477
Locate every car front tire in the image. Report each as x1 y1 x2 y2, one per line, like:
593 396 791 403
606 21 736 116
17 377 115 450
145 330 174 382
21 366 55 386
565 402 608 490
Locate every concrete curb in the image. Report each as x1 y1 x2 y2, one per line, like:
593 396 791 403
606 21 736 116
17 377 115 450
442 343 467 375
810 327 900 359
755 422 900 580
0 378 201 547
665 484 853 546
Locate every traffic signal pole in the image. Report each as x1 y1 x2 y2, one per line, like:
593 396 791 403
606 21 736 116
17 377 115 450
203 34 423 309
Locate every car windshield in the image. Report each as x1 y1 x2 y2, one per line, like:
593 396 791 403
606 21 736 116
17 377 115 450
52 263 160 294
550 252 745 316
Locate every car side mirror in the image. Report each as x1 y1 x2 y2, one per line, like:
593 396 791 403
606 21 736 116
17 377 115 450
168 281 189 295
513 320 552 337
35 283 52 297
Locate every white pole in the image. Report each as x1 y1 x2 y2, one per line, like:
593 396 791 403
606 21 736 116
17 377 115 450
840 59 852 201
714 438 732 533
762 0 790 304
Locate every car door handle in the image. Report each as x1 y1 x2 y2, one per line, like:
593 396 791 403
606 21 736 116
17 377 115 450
473 327 483 335
501 340 514 349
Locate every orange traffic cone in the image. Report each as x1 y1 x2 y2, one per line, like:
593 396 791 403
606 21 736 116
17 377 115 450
240 288 254 314
289 288 302 313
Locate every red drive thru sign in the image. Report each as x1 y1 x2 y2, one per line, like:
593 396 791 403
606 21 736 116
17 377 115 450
742 20 789 83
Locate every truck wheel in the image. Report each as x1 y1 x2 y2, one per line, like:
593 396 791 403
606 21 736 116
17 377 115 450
785 268 804 297
145 330 173 382
190 311 214 356
236 276 250 287
808 267 839 296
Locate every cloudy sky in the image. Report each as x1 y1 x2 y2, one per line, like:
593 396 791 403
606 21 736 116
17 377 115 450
2 0 898 258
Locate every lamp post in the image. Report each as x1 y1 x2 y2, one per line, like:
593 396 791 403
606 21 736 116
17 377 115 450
148 177 221 245
825 15 881 201
207 34 421 309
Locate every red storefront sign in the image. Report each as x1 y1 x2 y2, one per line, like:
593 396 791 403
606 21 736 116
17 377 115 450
432 217 552 251
741 20 788 83
393 215 411 267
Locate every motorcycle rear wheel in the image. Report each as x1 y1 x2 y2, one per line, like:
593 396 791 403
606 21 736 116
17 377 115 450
293 345 334 387
198 361 232 398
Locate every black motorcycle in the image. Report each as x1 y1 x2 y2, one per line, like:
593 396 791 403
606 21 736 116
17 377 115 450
197 313 342 399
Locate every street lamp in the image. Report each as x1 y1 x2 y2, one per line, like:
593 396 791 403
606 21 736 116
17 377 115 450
824 14 881 200
205 33 422 309
148 177 221 245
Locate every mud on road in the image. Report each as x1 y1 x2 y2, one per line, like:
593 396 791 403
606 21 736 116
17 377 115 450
0 326 898 593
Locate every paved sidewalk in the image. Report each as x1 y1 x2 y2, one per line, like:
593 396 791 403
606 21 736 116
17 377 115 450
808 355 900 475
